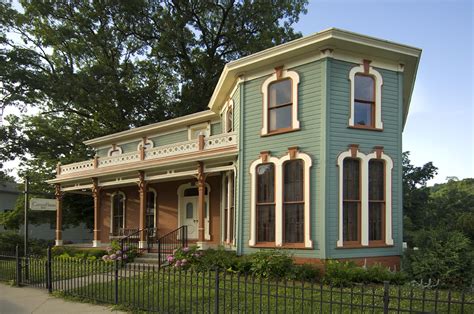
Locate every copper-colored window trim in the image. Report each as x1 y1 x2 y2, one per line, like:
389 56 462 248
256 163 276 244
348 125 383 132
282 159 305 245
267 78 293 133
369 159 386 243
353 73 376 129
261 127 300 137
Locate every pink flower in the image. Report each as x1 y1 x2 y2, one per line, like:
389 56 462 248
175 260 182 267
167 255 174 263
182 259 187 264
183 247 190 252
110 254 117 260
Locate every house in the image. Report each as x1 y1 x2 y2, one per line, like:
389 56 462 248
0 181 20 214
46 28 421 268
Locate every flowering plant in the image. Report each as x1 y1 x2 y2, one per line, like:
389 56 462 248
167 245 201 269
101 240 137 262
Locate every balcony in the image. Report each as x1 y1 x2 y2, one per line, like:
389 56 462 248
58 132 237 177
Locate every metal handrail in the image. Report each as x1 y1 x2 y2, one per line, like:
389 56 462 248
157 225 188 268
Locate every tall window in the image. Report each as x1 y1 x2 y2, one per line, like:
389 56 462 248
145 191 155 229
369 160 385 242
343 159 360 243
283 160 304 243
268 79 292 132
256 164 275 242
111 193 125 235
354 74 375 127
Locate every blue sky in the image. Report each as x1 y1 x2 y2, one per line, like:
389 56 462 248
294 0 473 184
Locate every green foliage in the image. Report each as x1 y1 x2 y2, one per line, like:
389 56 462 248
289 263 322 282
248 250 294 279
51 246 106 260
0 231 52 255
402 229 474 288
191 246 239 272
324 260 407 287
167 245 201 269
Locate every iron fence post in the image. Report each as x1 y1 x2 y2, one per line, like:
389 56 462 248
15 245 21 286
47 246 52 293
214 268 220 314
114 259 119 304
383 281 390 314
158 239 161 267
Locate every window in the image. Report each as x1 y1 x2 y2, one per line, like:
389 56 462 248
111 192 125 235
354 74 375 127
283 160 304 243
249 149 312 248
261 69 300 135
348 63 383 129
222 171 235 244
337 146 394 247
145 191 156 229
369 160 385 242
256 164 275 243
342 159 361 243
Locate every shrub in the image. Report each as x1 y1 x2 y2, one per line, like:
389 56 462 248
167 246 202 269
403 228 474 288
248 250 294 279
192 246 240 272
290 263 322 282
51 246 107 260
324 260 406 287
101 240 138 263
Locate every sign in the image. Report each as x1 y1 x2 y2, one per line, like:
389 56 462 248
30 198 56 211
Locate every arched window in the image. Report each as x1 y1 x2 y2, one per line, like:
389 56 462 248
343 158 361 244
283 159 304 243
256 163 275 243
349 63 383 130
261 69 300 135
369 159 385 243
111 192 125 235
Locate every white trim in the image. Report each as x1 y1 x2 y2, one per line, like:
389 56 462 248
108 146 123 157
92 240 101 248
366 152 394 245
336 148 394 247
249 151 312 248
177 182 211 240
279 152 313 248
249 155 279 246
348 65 384 129
110 191 126 235
188 122 210 140
55 240 63 246
260 70 300 135
137 138 154 151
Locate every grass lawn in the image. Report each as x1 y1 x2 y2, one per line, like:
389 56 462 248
64 267 474 313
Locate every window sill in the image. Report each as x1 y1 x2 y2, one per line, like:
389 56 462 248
348 125 383 132
250 243 312 249
250 243 277 248
261 127 300 137
336 243 394 249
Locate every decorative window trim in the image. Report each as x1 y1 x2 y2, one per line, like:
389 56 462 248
177 182 211 240
110 191 126 235
336 146 393 248
188 122 210 140
137 138 154 151
348 63 383 129
261 68 300 135
249 149 312 248
108 145 123 157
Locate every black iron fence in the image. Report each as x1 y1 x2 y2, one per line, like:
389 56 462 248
157 225 188 267
1 247 473 313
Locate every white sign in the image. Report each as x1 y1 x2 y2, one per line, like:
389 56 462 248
30 198 56 211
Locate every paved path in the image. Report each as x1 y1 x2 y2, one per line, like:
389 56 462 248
0 284 125 314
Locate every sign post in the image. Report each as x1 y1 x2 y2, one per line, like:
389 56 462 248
24 176 29 258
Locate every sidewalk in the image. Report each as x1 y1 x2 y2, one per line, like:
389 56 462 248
0 284 125 314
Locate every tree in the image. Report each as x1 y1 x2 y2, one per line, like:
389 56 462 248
0 0 308 226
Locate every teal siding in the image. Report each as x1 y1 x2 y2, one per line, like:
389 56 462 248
96 148 109 157
149 129 188 146
211 122 222 135
325 59 403 258
121 140 141 154
239 60 325 258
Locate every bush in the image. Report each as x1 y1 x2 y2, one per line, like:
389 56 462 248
290 263 322 282
167 245 202 269
101 240 138 262
324 260 407 287
191 246 240 272
0 231 52 256
403 228 474 288
51 246 107 260
248 250 294 279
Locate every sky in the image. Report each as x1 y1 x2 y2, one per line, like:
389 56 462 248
2 0 473 185
293 0 473 184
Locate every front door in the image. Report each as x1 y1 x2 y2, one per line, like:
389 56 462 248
182 197 199 239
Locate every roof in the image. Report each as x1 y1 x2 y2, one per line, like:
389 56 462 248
207 27 421 127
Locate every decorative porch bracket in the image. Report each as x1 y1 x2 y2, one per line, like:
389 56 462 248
196 162 208 245
55 184 63 246
92 178 101 247
138 171 148 249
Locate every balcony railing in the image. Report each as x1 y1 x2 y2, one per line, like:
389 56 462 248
59 132 237 175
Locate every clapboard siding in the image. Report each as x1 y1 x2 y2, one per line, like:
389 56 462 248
240 60 325 258
325 59 403 259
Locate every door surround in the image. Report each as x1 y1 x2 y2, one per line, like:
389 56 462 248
177 182 211 240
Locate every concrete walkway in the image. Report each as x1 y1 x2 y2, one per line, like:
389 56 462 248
0 284 125 314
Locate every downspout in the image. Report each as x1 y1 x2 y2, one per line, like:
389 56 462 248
237 77 245 256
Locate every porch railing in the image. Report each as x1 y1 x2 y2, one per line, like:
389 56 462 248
119 228 156 259
157 225 188 267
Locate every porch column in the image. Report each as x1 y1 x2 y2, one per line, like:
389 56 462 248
197 162 206 245
92 178 101 247
226 172 233 243
55 184 63 246
138 171 147 249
